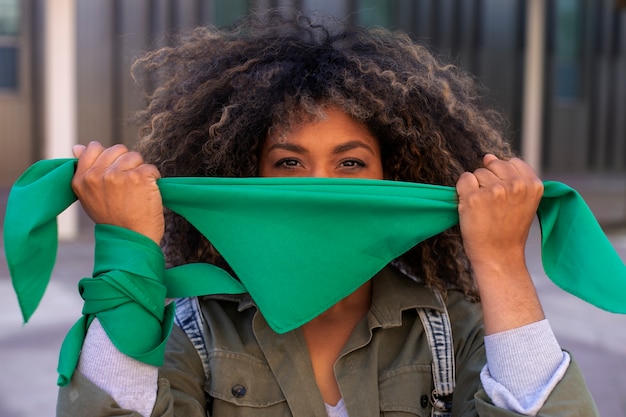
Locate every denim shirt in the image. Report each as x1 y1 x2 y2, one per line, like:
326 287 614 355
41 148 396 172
57 266 598 417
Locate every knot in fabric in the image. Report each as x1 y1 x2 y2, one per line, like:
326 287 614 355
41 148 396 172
56 224 174 386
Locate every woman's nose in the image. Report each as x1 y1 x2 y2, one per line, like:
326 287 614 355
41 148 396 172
309 164 335 178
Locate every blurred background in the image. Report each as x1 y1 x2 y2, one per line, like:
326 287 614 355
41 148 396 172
1 0 625 416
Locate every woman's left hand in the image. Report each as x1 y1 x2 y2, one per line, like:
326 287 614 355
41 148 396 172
456 154 545 334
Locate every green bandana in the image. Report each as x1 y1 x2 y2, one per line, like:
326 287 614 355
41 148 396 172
4 158 626 386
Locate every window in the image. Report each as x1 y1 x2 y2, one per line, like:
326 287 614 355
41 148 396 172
355 0 392 27
214 0 248 27
0 0 20 90
553 0 585 100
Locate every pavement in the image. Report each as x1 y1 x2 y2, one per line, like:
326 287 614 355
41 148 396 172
1 192 626 416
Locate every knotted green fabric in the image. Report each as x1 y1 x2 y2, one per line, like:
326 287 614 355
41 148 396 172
4 158 626 386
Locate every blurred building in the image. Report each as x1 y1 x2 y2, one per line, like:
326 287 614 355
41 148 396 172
1 0 625 225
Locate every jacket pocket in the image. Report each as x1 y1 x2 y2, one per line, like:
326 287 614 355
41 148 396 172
379 364 433 417
206 350 290 416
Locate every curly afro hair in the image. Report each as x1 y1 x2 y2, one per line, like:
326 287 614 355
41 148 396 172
131 11 514 299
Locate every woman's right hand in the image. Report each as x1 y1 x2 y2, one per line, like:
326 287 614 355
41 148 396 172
71 141 165 245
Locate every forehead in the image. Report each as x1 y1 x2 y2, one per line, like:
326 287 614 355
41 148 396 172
267 104 375 144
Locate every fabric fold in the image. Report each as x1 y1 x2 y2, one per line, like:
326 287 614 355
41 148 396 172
4 158 77 322
537 182 626 313
157 175 460 333
56 224 175 386
4 158 626 385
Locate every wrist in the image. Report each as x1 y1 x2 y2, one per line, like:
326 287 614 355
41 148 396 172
469 247 527 278
93 224 165 278
472 261 545 335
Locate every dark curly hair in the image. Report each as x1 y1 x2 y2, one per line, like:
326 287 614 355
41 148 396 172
132 12 514 299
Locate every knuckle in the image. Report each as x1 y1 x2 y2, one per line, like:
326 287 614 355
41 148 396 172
73 169 102 197
102 168 125 186
489 183 507 199
121 151 144 164
127 166 155 186
86 141 104 151
70 175 83 193
110 143 129 153
83 169 102 187
464 190 484 207
126 168 143 182
456 172 473 187
508 178 526 194
100 169 116 183
138 163 161 178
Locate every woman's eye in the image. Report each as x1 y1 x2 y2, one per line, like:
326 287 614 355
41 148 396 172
340 159 365 168
276 158 301 168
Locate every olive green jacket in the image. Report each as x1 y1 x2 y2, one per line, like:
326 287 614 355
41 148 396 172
57 267 599 417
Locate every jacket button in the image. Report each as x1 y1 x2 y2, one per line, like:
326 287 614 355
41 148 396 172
420 394 429 408
231 384 247 398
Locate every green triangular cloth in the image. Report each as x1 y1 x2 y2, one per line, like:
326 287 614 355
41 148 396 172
4 158 626 386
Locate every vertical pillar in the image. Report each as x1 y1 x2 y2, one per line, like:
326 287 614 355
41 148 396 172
44 0 78 239
521 0 546 174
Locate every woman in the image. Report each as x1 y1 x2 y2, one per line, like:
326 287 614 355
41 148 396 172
58 12 598 417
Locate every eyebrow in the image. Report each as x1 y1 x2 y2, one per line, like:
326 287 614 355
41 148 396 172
266 142 307 153
332 140 377 155
265 140 377 155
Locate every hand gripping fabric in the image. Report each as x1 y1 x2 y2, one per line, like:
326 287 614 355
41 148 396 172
4 158 626 386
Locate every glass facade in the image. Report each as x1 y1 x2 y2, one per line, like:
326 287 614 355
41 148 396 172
0 46 17 88
553 0 585 100
354 0 393 27
0 0 19 35
0 0 20 90
214 0 249 27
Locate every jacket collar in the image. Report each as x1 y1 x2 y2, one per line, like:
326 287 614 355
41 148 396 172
207 265 444 330
368 265 444 329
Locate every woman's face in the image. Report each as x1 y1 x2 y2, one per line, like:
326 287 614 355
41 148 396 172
259 107 384 179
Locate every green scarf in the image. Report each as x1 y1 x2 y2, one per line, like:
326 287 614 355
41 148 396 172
4 158 625 386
